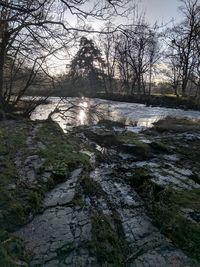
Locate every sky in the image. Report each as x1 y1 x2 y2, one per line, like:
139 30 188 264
86 0 182 31
140 0 182 25
50 0 183 75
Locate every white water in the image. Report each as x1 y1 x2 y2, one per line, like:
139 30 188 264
31 97 200 132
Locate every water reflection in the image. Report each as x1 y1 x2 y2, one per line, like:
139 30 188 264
31 97 200 132
78 102 88 125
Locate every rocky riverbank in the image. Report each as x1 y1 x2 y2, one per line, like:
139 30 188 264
1 117 200 266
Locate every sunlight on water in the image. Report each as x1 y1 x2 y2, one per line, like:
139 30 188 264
78 102 88 125
31 97 200 132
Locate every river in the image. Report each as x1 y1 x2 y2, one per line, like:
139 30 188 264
31 97 200 132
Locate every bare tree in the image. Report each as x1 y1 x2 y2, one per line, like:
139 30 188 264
0 0 128 114
163 50 182 97
116 32 133 95
99 23 119 95
115 17 160 96
165 0 200 97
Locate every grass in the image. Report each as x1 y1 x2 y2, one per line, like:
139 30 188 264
80 175 105 198
152 116 200 133
0 121 34 266
117 131 151 158
128 166 200 263
135 117 200 263
125 115 200 263
172 188 200 213
0 119 91 266
91 211 128 266
97 119 126 129
152 188 200 263
37 122 90 180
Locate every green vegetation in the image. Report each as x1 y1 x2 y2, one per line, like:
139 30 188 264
116 132 151 159
91 211 127 266
150 140 170 153
152 188 200 263
0 120 90 266
124 117 200 263
80 175 105 198
152 116 200 133
0 121 90 232
37 122 90 180
127 165 200 263
1 115 200 265
0 122 32 229
0 121 32 265
70 173 104 207
0 233 30 267
97 119 126 129
117 131 170 156
128 167 151 189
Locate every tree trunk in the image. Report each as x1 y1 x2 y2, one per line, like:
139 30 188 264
0 35 7 109
0 23 9 111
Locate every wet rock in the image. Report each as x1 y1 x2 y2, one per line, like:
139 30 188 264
14 121 198 266
130 249 193 267
43 168 82 208
14 260 28 267
181 208 200 223
14 157 92 266
7 184 17 190
119 143 150 159
89 164 194 267
16 206 74 265
162 154 180 162
43 259 60 267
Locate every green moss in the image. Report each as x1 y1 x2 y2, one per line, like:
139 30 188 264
122 117 200 263
0 120 91 266
117 132 151 159
56 242 75 261
97 119 126 129
0 122 33 232
0 232 30 267
91 211 127 266
0 123 28 186
0 120 90 230
150 141 170 153
128 167 151 188
128 169 200 263
171 189 200 213
80 175 105 198
117 131 137 141
152 117 200 133
148 188 200 263
28 190 44 212
37 122 90 181
71 192 84 207
127 163 200 263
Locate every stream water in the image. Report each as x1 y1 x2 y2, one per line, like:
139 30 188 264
31 97 200 132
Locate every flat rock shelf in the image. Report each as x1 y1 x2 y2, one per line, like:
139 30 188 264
13 118 200 266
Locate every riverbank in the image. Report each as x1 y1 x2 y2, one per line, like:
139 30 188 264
0 119 90 266
95 93 200 111
24 91 200 112
35 90 200 111
1 117 200 266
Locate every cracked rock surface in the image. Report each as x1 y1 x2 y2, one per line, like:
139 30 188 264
15 121 199 266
